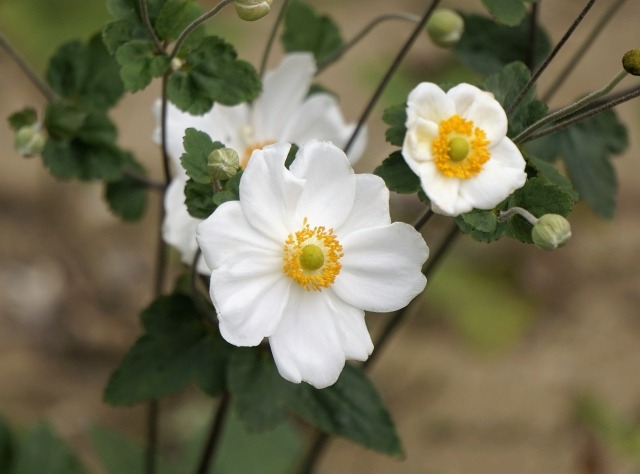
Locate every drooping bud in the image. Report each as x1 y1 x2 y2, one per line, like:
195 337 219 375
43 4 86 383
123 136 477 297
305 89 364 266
622 49 640 76
234 0 273 21
208 147 240 180
426 8 464 48
531 214 572 251
14 125 45 157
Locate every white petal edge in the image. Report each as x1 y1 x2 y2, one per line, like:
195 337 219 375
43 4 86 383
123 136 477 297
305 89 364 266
335 174 391 238
406 82 455 127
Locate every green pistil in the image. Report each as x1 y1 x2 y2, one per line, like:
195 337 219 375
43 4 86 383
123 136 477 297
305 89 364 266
299 244 324 271
447 137 470 161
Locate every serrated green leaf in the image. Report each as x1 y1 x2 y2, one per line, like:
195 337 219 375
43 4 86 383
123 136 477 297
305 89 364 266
8 108 37 131
455 13 551 76
0 415 14 474
12 424 87 474
212 170 243 206
104 293 229 405
115 40 170 92
185 179 215 219
292 364 403 456
481 0 528 26
104 157 148 221
374 151 420 194
167 36 261 114
44 102 88 141
181 128 223 184
227 349 298 432
382 104 407 147
527 155 579 201
282 1 344 66
456 210 505 243
155 0 202 41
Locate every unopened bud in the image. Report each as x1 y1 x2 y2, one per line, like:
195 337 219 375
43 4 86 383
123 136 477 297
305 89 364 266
234 0 273 21
208 148 240 180
426 8 464 48
622 49 640 76
170 57 184 72
531 214 572 251
15 125 45 157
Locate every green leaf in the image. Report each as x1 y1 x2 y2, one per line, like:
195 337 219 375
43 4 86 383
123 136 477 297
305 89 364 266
12 424 87 474
181 128 224 184
282 1 344 66
0 415 14 474
455 209 505 243
155 0 202 41
382 104 407 147
8 108 37 131
527 155 579 201
115 40 170 92
185 179 216 219
46 34 124 111
374 151 420 194
212 170 243 207
481 0 528 26
44 102 88 141
455 13 551 76
227 349 298 432
104 293 230 405
104 156 148 221
525 110 628 219
292 364 403 456
167 36 261 115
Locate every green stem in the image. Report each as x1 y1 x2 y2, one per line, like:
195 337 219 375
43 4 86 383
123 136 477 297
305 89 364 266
543 0 629 102
195 392 231 474
514 69 628 144
342 0 443 156
259 0 291 78
317 12 421 74
497 206 538 225
506 0 598 117
169 0 234 60
412 207 435 230
139 0 164 53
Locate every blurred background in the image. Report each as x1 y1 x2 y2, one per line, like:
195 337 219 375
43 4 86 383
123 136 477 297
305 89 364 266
1 0 640 473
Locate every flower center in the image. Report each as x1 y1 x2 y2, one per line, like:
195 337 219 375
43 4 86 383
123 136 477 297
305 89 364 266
241 140 276 168
283 218 343 291
432 114 490 179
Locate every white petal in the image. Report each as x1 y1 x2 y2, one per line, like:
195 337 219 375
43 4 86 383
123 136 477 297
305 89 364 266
289 141 356 229
402 117 439 165
252 53 316 140
333 223 428 312
406 82 455 126
448 83 507 145
269 288 363 388
239 143 306 241
335 174 390 237
415 162 469 216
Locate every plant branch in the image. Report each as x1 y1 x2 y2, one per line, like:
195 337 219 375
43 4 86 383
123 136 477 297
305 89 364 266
412 207 435 230
526 2 539 73
145 400 159 474
342 0 443 156
260 0 291 77
139 0 165 53
195 391 231 474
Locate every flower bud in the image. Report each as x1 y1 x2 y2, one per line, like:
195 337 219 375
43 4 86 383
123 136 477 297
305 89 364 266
622 49 640 76
531 214 572 251
234 0 273 21
208 148 240 180
15 125 45 157
170 57 184 72
426 8 464 48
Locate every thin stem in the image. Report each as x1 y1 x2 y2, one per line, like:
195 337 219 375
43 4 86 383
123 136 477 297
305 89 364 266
124 169 166 190
169 0 234 61
145 400 159 474
513 69 628 144
0 31 57 102
195 392 231 474
506 0 598 117
139 0 164 53
260 0 291 77
498 206 538 225
413 207 434 231
317 12 421 74
526 3 539 72
342 0 443 156
522 85 640 143
160 73 173 185
543 0 628 102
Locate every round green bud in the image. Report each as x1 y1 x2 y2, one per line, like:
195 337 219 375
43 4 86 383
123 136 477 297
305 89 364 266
208 148 240 180
234 0 273 21
622 49 640 76
426 8 464 48
15 126 45 157
299 244 324 271
531 214 572 251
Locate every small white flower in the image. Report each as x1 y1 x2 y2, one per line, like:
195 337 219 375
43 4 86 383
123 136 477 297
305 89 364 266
402 82 527 216
196 141 428 388
156 53 367 272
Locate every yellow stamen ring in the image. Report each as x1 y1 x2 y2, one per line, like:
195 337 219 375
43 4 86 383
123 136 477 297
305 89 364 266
283 218 343 291
241 140 276 168
432 114 490 179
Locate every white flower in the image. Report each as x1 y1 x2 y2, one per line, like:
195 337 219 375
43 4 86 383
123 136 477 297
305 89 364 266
402 82 527 216
157 52 367 273
196 141 429 388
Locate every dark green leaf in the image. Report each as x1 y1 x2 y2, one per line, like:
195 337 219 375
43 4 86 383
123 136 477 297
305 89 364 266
104 293 229 405
0 415 14 474
292 364 403 456
481 0 528 26
181 128 224 184
456 210 505 243
155 0 202 41
374 151 420 194
227 349 298 432
185 179 215 219
282 1 344 66
455 13 551 76
212 170 243 206
167 36 261 115
104 156 148 221
115 40 170 92
8 108 37 131
382 104 407 147
12 424 87 474
527 155 579 201
44 102 88 141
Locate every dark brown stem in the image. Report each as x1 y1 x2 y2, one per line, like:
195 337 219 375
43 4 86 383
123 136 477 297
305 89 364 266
195 392 231 474
260 0 291 78
139 0 164 53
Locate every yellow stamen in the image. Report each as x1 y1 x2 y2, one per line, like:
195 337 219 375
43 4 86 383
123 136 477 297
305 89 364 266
241 140 276 168
432 114 490 179
283 218 343 291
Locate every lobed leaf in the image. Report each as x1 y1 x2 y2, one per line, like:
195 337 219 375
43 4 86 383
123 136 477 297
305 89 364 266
8 108 37 131
374 151 420 194
115 40 170 92
481 0 528 26
382 104 407 147
181 128 224 184
104 156 148 221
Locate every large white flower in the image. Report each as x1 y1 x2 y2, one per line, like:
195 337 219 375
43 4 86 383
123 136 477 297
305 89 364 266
157 53 367 273
196 141 429 389
402 82 527 216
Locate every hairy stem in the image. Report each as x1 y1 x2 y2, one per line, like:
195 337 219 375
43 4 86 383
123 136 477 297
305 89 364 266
260 0 291 77
195 392 231 474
